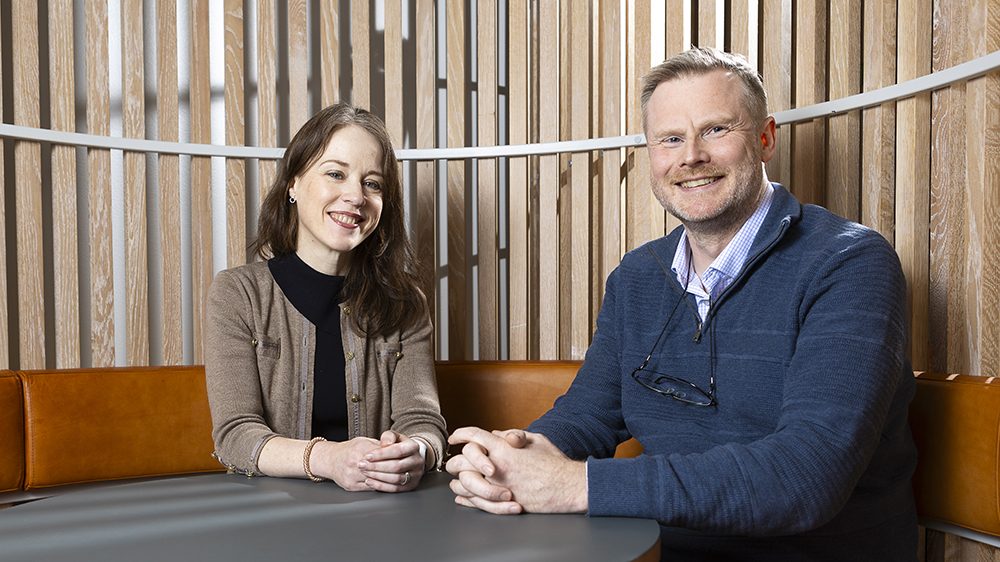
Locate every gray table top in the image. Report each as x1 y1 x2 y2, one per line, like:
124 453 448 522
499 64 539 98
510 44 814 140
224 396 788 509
0 471 660 561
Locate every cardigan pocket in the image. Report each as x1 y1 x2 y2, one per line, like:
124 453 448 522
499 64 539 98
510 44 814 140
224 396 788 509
253 335 281 359
376 342 402 379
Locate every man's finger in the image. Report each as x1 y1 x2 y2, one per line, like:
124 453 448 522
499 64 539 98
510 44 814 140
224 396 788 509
456 468 513 502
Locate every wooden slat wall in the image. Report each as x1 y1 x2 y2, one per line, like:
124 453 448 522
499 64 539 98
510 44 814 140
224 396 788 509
1 5 999 555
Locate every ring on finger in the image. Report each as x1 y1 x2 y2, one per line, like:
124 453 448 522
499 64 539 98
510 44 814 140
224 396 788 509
402 471 411 486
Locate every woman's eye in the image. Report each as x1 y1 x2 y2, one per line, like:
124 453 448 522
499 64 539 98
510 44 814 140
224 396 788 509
364 180 382 191
326 171 343 180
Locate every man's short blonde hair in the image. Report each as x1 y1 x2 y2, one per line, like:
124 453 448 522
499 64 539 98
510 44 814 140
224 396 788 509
640 47 768 132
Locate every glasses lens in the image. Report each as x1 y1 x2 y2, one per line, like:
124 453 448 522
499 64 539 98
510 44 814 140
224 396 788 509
632 367 713 406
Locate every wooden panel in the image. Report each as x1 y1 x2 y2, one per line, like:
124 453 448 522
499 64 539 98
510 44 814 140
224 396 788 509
860 2 895 242
257 0 277 205
48 0 80 368
598 0 622 329
190 0 213 364
729 0 757 67
122 0 149 366
698 0 721 49
87 0 114 367
625 0 653 252
351 1 370 108
414 0 436 347
929 0 969 375
896 0 931 370
446 1 467 359
662 2 684 238
288 0 308 132
569 1 589 360
559 1 571 359
508 0 528 360
826 0 861 222
225 0 246 269
320 1 339 107
537 0 559 359
762 0 792 186
157 0 182 366
13 0 45 369
477 0 498 360
791 0 826 207
0 3 6 370
384 0 403 143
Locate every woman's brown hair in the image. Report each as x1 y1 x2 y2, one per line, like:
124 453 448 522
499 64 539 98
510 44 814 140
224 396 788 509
252 102 427 336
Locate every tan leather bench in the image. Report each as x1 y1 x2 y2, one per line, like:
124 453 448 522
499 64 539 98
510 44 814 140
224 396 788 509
19 366 221 489
0 370 24 494
436 360 643 458
910 371 1000 538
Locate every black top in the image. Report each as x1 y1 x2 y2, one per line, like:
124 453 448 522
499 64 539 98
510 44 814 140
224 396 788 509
269 253 348 442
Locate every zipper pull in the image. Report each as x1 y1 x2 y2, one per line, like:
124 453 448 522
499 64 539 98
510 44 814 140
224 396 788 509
693 322 703 342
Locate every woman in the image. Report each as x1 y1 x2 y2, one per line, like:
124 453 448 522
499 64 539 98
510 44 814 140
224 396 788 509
206 102 446 492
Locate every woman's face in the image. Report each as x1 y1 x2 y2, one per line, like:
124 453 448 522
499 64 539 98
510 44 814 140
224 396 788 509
288 125 385 275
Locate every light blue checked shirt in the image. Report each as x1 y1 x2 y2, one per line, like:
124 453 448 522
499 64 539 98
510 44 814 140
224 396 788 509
671 183 775 321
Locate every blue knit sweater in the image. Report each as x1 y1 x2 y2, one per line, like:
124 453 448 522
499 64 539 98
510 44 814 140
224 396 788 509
530 185 918 561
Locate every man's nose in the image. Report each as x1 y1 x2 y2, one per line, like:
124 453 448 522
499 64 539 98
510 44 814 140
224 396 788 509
681 137 709 166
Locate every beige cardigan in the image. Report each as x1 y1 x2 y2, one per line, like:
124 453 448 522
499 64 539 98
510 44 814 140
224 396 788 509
205 261 447 476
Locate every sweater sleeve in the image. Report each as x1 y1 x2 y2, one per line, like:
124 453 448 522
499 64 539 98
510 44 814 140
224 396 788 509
204 269 279 475
538 231 914 536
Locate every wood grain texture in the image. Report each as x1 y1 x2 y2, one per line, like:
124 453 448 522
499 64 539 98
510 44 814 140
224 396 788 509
157 0 183 365
320 1 340 107
477 0 498 360
0 5 6 369
225 0 247 268
598 0 622 339
13 0 45 369
860 1 895 242
538 0 559 359
446 1 467 359
791 0 826 207
414 0 437 351
729 0 758 67
625 0 653 252
87 0 114 367
826 0 861 222
287 0 308 132
190 0 213 364
122 0 149 365
351 1 370 109
698 0 721 49
48 0 80 368
257 0 277 206
570 0 590 360
508 0 528 359
762 0 792 186
384 0 403 143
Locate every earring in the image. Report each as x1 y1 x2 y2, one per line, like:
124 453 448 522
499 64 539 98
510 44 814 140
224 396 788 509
289 195 297 204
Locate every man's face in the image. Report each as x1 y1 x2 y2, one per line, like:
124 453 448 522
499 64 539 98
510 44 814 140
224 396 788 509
645 70 775 236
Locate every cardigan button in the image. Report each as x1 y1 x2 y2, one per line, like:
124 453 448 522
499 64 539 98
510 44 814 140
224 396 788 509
395 352 403 359
350 394 361 403
344 306 351 315
346 351 355 360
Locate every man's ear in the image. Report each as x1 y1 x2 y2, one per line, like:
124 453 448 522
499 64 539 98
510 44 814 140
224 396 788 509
760 117 777 164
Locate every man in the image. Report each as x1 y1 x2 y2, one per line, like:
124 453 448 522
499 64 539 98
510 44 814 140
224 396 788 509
447 47 918 561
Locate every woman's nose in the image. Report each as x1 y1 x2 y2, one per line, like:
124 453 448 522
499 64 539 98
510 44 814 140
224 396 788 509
341 181 365 205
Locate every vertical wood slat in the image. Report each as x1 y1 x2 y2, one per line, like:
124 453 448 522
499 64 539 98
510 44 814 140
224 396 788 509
414 0 436 349
0 0 6 369
49 0 80 368
625 0 652 252
537 0 559 359
729 0 757 67
287 0 308 133
569 1 589 360
446 1 467 359
860 2 895 242
190 0 213 364
122 0 149 365
157 0 182 365
351 2 370 109
791 1 826 207
698 0 722 49
896 0 932 371
661 4 684 238
477 0 498 360
598 0 622 321
87 0 115 367
257 0 277 205
508 0 528 360
320 1 339 107
225 0 246 268
384 0 403 143
929 0 969 375
558 1 571 359
13 0 45 369
762 0 792 186
826 0 861 222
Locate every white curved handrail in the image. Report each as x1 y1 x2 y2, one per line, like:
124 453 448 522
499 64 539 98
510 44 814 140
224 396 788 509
2 50 998 160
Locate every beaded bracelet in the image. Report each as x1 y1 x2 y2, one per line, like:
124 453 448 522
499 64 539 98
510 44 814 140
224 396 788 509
303 436 327 482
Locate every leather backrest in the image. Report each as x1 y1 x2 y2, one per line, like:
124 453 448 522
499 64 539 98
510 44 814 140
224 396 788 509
910 372 1000 537
20 366 222 489
435 360 642 458
0 370 25 493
